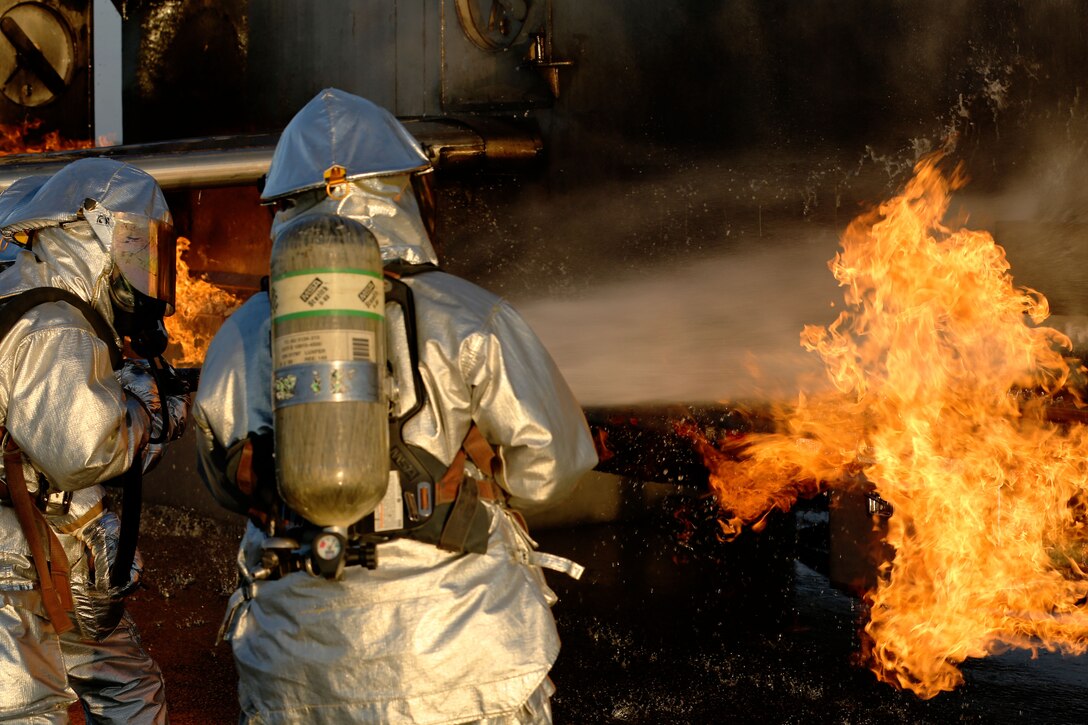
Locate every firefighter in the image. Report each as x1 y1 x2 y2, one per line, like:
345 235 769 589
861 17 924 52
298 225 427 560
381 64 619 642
0 158 189 723
193 88 598 724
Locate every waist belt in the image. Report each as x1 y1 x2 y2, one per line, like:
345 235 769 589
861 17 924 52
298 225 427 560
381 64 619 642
247 425 508 580
261 488 505 580
249 423 507 555
402 477 503 553
273 475 504 555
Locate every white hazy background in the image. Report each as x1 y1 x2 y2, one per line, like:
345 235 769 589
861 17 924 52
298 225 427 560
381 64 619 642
518 226 844 407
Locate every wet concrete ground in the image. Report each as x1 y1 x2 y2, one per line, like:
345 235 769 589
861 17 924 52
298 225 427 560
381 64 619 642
84 501 1088 725
540 515 1088 725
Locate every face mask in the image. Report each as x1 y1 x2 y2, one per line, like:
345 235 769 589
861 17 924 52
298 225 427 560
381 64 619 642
110 267 169 358
84 199 178 315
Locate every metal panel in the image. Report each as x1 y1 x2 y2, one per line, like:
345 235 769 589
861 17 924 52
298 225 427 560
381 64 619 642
440 0 553 112
120 0 247 143
394 0 430 117
247 2 400 130
0 0 91 140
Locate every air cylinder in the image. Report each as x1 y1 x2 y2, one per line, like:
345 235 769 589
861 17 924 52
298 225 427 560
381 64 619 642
269 213 388 527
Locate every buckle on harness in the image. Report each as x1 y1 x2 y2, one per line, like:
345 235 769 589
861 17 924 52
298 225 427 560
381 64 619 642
0 470 71 516
36 487 71 517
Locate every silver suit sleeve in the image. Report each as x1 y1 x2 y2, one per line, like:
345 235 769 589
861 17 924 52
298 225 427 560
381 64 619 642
193 293 274 512
6 324 146 491
463 298 598 510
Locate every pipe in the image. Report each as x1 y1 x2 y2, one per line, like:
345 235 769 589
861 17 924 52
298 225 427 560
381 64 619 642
0 118 544 192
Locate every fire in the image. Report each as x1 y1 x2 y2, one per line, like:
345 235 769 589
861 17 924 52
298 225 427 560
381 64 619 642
165 237 243 365
0 118 239 365
699 153 1088 697
0 119 93 155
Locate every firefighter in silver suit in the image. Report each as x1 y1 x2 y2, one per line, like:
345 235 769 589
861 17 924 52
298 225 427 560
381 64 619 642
193 88 598 724
0 158 189 724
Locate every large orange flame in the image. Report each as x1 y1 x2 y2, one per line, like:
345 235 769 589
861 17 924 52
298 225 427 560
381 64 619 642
704 153 1088 697
0 119 93 155
0 122 233 364
164 237 243 365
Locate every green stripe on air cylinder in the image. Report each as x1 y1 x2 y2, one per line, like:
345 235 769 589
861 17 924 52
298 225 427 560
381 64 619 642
274 309 385 323
272 268 383 281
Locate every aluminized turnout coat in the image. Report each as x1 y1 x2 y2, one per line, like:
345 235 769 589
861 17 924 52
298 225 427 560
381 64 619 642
0 161 171 723
194 181 598 723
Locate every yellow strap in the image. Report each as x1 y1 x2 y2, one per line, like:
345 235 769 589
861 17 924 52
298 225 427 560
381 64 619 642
53 500 105 535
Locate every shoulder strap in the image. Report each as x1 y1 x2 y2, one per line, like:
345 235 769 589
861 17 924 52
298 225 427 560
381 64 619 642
383 271 448 527
436 424 504 503
0 288 122 370
382 266 505 552
435 424 506 553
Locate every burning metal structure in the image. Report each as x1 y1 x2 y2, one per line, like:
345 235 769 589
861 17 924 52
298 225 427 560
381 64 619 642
3 0 1088 719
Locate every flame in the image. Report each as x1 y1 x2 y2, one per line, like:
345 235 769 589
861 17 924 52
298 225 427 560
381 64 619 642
165 236 243 365
0 121 238 363
703 152 1088 697
0 119 93 155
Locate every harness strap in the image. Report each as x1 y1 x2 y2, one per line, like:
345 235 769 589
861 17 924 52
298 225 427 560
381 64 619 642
435 448 468 505
436 425 505 505
437 477 481 552
1 429 73 633
435 423 506 552
236 439 257 497
109 466 142 590
464 424 501 481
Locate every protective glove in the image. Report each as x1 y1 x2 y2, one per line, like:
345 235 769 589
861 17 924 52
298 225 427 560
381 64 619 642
71 510 143 641
117 359 192 473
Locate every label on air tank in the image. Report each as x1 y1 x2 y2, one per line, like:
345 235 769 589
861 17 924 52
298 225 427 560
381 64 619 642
272 360 379 408
271 269 384 321
373 470 404 532
274 329 376 366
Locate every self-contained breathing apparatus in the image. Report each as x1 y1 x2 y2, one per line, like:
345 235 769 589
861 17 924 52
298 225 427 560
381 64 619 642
239 215 500 582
